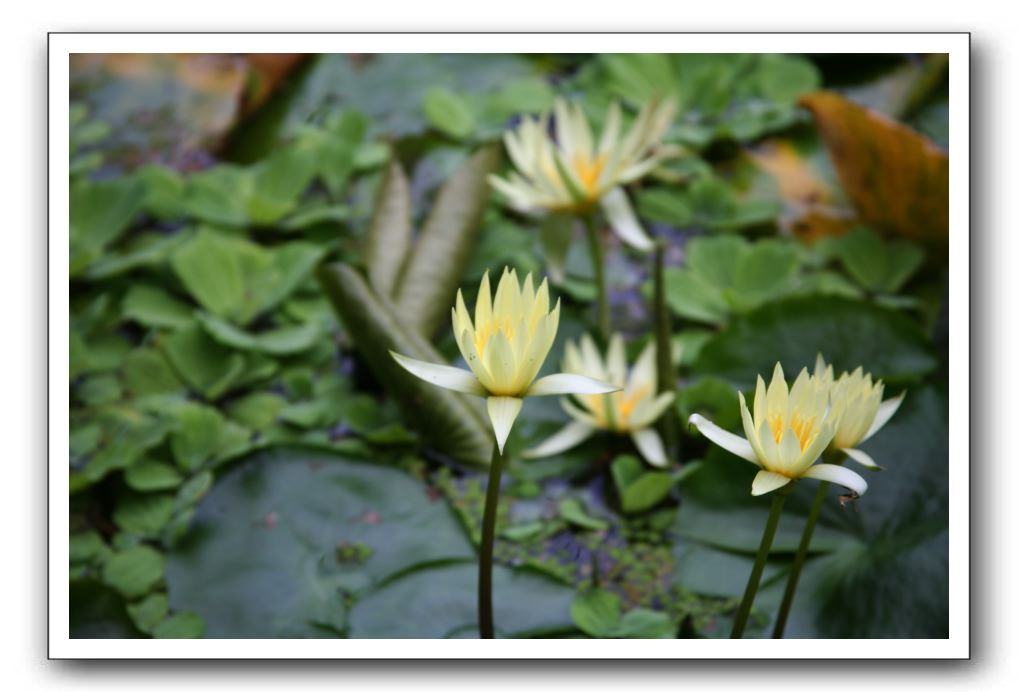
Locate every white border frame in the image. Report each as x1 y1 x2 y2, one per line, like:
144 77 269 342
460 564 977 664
49 32 970 659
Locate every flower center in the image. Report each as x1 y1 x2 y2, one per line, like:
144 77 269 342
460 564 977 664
473 318 516 359
572 153 607 195
768 412 819 452
583 385 649 431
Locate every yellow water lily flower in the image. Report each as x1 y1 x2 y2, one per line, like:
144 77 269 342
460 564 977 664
814 355 906 471
524 333 675 467
689 363 868 498
391 268 621 453
488 98 677 251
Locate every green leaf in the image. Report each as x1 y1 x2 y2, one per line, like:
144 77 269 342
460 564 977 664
246 145 319 225
728 239 801 309
614 608 675 638
175 471 213 509
124 460 184 492
571 589 621 637
113 493 176 536
127 592 169 634
687 235 748 287
172 229 325 325
611 454 675 514
170 229 246 320
165 449 476 637
170 403 225 471
318 263 492 467
103 546 164 599
558 497 609 531
364 160 413 297
75 374 122 406
82 231 189 281
69 176 145 269
196 312 321 356
423 87 477 139
691 296 938 387
137 164 186 219
676 376 741 433
756 54 821 106
182 166 251 227
660 268 729 325
70 530 109 564
832 226 926 294
394 145 500 337
121 285 194 330
225 392 286 431
161 324 246 400
834 226 890 292
152 612 205 639
122 348 182 397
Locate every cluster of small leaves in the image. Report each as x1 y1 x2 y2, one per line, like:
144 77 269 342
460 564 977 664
68 103 420 638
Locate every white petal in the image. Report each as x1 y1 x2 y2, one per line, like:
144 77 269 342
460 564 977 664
523 421 596 458
606 333 626 385
843 447 883 471
751 470 792 496
628 391 675 430
600 187 653 252
801 463 869 497
631 428 668 467
627 341 657 395
390 352 486 396
861 391 906 442
688 413 759 466
487 396 524 454
527 373 620 397
562 398 602 427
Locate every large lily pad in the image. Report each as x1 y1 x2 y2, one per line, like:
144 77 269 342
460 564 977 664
347 563 575 638
691 296 938 387
165 448 474 638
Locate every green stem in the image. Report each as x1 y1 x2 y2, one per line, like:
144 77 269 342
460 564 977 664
583 215 610 342
652 240 679 461
731 487 790 639
771 480 829 638
771 451 845 638
478 444 505 639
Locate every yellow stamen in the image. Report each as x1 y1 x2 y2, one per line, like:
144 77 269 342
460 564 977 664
573 153 607 195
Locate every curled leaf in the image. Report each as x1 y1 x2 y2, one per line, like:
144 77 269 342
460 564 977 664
799 91 948 252
395 145 501 337
317 262 492 467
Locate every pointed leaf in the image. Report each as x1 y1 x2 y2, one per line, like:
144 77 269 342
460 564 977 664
395 145 501 337
317 262 492 466
365 160 413 297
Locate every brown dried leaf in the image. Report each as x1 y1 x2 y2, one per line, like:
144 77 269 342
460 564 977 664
799 91 948 251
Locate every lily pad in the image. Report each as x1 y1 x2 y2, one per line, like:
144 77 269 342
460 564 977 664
348 562 575 638
165 448 474 638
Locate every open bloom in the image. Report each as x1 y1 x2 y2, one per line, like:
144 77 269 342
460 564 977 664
689 363 868 498
391 268 620 453
814 355 906 471
524 334 675 467
488 98 677 251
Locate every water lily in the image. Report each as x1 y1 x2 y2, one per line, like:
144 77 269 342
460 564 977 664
390 268 620 453
488 98 677 251
689 363 868 498
814 355 906 470
524 333 675 467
